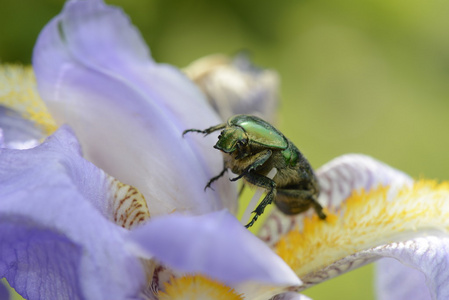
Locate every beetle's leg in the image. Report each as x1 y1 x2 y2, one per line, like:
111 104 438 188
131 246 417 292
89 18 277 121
182 123 226 137
242 172 277 228
276 188 326 219
313 201 326 219
230 149 272 182
204 166 228 191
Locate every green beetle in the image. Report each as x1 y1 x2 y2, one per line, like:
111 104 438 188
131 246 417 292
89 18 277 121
183 114 326 228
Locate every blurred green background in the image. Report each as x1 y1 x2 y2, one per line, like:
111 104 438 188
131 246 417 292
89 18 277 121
2 0 449 299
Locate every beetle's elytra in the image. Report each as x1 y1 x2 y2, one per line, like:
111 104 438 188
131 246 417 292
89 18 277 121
183 114 326 228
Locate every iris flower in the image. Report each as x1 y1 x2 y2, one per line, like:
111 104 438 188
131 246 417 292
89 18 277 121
1 1 449 299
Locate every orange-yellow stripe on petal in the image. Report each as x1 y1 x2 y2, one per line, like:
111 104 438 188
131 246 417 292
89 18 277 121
159 275 243 300
275 180 449 277
0 64 56 134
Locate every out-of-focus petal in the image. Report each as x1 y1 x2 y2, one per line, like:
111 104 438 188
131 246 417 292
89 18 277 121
128 210 301 289
0 126 145 300
259 154 413 246
0 281 9 300
185 53 280 123
0 106 43 149
33 0 237 216
376 257 431 300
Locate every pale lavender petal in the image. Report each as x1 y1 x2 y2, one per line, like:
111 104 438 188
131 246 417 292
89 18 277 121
259 154 413 246
373 236 449 300
376 257 431 300
0 106 43 149
33 0 236 216
315 154 413 208
0 128 3 147
0 281 9 300
303 236 449 299
128 210 301 287
0 126 145 300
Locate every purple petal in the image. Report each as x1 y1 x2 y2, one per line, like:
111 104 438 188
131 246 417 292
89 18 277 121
33 0 236 216
0 281 10 300
259 154 413 246
0 106 43 149
128 210 301 287
0 126 145 300
376 257 431 300
373 236 449 299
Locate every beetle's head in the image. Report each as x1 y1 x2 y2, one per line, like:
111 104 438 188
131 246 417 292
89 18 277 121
214 126 248 155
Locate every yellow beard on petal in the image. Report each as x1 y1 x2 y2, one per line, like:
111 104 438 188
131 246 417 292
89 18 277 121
275 180 449 277
0 64 57 135
158 275 243 300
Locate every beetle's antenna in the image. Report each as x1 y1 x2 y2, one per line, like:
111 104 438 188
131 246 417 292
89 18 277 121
183 123 227 137
241 168 277 228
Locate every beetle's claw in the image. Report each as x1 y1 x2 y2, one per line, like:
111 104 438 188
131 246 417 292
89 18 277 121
204 183 215 191
182 129 191 137
244 214 258 228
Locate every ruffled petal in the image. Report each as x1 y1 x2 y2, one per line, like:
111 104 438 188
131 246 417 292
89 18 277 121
376 257 431 300
128 210 301 289
321 236 449 299
0 126 145 300
33 0 237 216
259 154 413 246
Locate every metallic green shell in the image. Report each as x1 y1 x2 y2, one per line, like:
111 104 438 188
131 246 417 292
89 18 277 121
228 115 288 149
